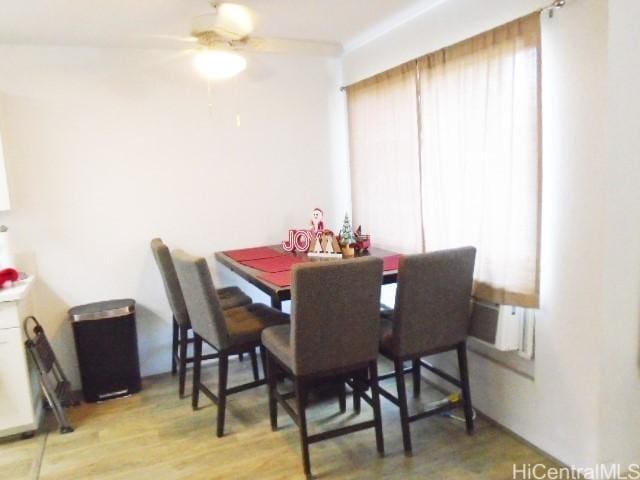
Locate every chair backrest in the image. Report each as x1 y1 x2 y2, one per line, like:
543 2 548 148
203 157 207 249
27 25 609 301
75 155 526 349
290 256 383 376
172 249 231 349
150 238 190 328
392 246 476 357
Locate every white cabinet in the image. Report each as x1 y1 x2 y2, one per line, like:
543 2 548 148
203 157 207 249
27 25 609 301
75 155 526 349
0 277 41 437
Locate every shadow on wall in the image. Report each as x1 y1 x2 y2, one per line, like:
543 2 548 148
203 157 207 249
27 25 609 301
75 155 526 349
135 303 169 377
135 252 177 379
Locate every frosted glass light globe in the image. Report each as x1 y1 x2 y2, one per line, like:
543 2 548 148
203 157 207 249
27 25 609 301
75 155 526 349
193 50 247 80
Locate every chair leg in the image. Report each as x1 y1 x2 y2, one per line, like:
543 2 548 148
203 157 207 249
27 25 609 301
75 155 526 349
338 379 347 413
249 348 260 381
394 358 412 455
171 316 178 375
178 325 189 398
216 353 229 437
353 389 361 414
294 377 311 477
266 352 278 431
259 345 267 380
192 335 203 410
353 367 366 414
370 360 384 455
239 352 244 361
457 342 474 434
412 359 421 398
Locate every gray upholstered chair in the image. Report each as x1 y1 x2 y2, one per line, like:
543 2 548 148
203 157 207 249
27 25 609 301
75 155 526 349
150 238 252 398
172 249 289 437
261 256 384 477
377 246 476 455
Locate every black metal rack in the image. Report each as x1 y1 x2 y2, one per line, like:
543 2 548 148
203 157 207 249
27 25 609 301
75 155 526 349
23 316 77 434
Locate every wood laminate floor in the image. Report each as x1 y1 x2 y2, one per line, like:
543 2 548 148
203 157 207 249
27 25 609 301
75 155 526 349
1 357 559 479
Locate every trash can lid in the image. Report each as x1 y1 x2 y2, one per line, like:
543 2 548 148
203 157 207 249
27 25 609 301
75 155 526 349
68 298 135 322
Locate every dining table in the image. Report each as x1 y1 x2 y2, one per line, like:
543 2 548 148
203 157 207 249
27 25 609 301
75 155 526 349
214 244 401 310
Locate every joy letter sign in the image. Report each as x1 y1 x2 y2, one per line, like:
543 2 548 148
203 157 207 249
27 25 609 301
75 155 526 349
282 208 326 253
282 230 320 252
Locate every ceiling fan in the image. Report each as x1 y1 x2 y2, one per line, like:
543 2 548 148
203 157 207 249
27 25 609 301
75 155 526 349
171 2 340 80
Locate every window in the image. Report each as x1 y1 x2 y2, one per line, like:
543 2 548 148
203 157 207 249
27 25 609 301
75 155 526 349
347 13 541 307
347 63 423 255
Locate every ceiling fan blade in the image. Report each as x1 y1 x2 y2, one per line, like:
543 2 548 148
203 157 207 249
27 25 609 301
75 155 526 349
240 37 342 57
130 34 197 49
146 34 196 42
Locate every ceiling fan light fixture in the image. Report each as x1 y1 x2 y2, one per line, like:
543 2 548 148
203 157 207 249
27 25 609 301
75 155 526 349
215 3 254 38
193 50 247 80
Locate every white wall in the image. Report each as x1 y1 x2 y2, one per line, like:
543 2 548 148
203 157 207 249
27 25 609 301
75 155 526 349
0 103 10 212
0 45 349 388
342 0 548 85
599 0 640 469
343 0 640 470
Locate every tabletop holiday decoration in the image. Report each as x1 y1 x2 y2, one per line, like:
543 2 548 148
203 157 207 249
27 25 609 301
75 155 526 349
308 231 343 259
281 208 326 253
338 213 356 257
355 225 371 252
311 208 324 234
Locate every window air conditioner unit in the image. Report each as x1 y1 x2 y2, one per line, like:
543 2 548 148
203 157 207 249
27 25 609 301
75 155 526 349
469 300 535 358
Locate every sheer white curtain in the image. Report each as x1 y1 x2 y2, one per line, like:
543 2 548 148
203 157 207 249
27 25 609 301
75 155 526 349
347 63 423 254
418 14 541 306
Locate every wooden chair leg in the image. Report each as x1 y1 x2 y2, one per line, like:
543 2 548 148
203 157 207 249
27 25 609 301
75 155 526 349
412 359 421 398
394 358 412 455
259 345 267 380
249 348 260 381
178 325 189 398
370 360 384 455
171 316 178 375
352 367 366 414
338 379 347 413
294 377 311 477
239 352 244 361
457 342 474 434
216 353 229 437
192 335 202 410
266 352 278 431
353 390 361 414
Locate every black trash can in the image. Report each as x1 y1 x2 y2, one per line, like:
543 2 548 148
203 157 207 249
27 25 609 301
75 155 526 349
69 299 141 402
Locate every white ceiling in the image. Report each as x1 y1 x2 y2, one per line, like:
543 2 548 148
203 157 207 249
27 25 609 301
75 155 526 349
0 0 446 53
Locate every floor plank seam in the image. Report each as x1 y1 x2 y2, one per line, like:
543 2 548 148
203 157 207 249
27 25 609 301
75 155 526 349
29 431 47 480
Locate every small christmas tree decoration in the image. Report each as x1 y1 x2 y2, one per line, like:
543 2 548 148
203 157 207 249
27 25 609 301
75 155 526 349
339 213 356 257
339 213 356 246
311 236 323 254
308 231 343 259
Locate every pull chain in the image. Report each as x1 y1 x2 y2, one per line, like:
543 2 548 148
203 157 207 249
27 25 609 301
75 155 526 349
207 79 214 116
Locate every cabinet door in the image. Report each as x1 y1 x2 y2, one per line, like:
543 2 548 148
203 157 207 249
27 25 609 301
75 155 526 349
0 327 34 433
